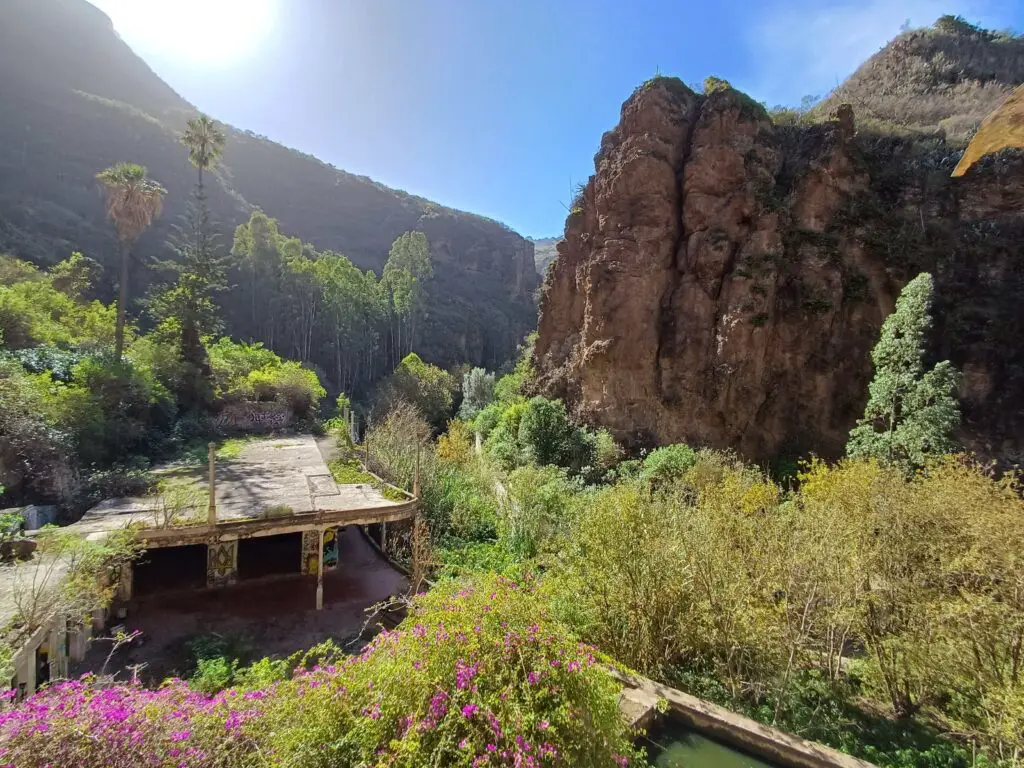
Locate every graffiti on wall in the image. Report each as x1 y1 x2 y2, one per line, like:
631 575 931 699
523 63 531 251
215 402 292 433
301 530 319 575
207 540 238 587
324 528 339 570
300 528 340 574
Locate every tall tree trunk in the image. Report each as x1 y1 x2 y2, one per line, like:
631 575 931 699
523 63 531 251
114 238 130 359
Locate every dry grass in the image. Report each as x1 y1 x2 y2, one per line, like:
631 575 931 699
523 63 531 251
813 20 1024 141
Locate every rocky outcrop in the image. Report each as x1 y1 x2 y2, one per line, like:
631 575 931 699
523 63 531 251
0 0 539 370
536 78 1024 462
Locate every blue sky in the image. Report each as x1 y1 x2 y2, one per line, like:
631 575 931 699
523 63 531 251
90 0 1022 238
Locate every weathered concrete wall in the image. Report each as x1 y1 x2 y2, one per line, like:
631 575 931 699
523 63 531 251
206 540 238 587
214 402 292 433
616 671 878 768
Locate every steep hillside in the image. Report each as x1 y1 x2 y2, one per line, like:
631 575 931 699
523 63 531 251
535 23 1024 463
814 15 1024 140
0 0 539 370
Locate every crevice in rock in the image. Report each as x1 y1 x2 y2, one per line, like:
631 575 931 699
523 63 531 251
654 92 704 401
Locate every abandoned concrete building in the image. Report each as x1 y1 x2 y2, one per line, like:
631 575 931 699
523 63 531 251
3 436 417 697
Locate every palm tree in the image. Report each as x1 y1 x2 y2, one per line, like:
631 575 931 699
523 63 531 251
181 114 226 191
96 163 167 359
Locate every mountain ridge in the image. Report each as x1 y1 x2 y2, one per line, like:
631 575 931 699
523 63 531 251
0 0 539 370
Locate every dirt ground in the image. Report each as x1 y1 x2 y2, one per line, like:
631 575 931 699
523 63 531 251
72 526 408 684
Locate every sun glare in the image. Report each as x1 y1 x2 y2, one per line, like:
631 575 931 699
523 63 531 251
91 0 278 67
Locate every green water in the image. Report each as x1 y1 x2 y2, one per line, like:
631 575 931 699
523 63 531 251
642 718 779 768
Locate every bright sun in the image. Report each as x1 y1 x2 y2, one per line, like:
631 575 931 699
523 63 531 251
91 0 278 66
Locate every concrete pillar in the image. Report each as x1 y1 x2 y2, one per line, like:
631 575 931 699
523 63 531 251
207 442 217 526
69 621 89 663
301 529 320 574
118 562 133 602
315 528 325 611
48 626 64 681
15 647 35 698
206 539 238 588
380 522 387 554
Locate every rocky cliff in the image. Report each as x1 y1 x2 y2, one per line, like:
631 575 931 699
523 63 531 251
536 60 1024 462
0 0 539 369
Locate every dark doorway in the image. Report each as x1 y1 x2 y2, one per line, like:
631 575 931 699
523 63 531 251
237 533 302 580
133 545 207 596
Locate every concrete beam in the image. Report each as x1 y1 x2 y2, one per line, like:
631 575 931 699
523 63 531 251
139 502 418 550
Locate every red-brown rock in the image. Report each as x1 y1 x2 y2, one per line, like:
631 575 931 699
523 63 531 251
536 78 1024 462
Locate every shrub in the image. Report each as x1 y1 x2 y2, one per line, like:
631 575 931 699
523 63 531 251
548 482 697 675
1 576 640 768
0 358 76 502
493 332 536 404
436 419 474 465
474 399 510 441
208 337 282 393
266 574 640 767
592 428 623 474
639 443 697 487
420 458 498 543
374 353 456 432
208 338 325 418
246 362 325 417
365 400 432 489
458 367 495 420
500 464 579 558
50 355 176 467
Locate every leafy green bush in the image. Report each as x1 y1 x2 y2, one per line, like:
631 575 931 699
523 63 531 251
501 464 579 557
191 656 238 695
592 428 623 474
0 358 76 502
473 399 507 440
483 400 529 469
374 353 456 432
208 338 325 418
266 573 639 767
492 331 536 404
518 397 575 466
208 337 282 391
0 261 117 350
1 576 639 768
458 366 495 420
421 459 498 543
639 443 697 487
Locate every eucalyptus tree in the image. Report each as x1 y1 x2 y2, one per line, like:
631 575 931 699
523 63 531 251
382 231 432 363
96 163 166 359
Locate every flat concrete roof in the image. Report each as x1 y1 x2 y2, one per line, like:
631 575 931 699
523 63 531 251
70 436 412 541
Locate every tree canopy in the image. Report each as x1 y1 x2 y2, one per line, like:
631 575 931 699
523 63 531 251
846 272 960 469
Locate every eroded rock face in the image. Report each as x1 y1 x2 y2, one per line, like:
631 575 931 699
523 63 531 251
536 79 1024 461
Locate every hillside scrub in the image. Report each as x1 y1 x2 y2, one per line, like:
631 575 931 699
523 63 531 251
367 386 1024 766
372 353 456 433
0 574 639 768
208 338 325 419
0 255 327 506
